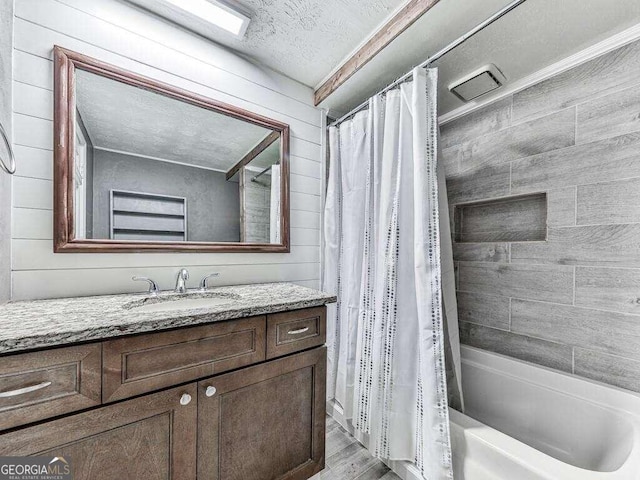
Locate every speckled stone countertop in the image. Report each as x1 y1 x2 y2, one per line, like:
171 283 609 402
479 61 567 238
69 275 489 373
0 283 336 355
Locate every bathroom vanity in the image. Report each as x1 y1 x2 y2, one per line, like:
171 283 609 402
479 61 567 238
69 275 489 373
0 283 335 480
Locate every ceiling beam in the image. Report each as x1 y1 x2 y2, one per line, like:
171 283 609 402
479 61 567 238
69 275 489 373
226 131 281 181
314 0 442 106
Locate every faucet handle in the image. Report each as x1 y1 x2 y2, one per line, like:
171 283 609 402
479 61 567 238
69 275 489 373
199 273 220 291
132 276 160 296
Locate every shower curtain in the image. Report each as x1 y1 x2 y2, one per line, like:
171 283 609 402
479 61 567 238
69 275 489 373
323 68 462 480
269 164 281 244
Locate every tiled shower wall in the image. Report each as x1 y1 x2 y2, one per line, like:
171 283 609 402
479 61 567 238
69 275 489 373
242 168 271 243
441 38 640 394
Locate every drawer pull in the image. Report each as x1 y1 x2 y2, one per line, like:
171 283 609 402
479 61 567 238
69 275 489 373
0 381 52 398
288 327 310 335
179 393 192 406
205 386 217 397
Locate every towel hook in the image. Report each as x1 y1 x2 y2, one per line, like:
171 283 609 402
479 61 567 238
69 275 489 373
0 122 16 175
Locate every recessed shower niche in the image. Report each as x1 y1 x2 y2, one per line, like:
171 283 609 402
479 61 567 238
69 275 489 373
454 192 547 243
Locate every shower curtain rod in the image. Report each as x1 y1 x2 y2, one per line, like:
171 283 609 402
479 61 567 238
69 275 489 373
329 0 528 128
251 161 279 182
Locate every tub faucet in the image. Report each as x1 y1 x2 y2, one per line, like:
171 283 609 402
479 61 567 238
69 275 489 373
174 268 189 293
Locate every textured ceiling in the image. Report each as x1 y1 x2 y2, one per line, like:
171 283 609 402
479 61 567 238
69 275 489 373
126 0 405 87
76 69 279 172
123 0 640 120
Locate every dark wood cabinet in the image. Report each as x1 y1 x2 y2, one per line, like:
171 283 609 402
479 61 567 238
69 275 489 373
198 347 326 480
0 306 327 480
0 384 198 480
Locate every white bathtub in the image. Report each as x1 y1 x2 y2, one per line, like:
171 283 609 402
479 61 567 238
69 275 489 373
452 346 640 480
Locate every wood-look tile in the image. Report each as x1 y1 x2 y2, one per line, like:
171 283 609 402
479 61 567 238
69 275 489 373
577 177 640 225
457 291 510 330
512 41 640 123
378 472 401 480
547 187 576 227
313 417 392 480
511 224 640 267
448 204 456 242
574 348 640 393
326 441 365 470
310 467 336 480
459 322 572 372
459 108 575 173
441 145 461 177
575 266 640 314
352 462 391 480
442 37 640 395
320 416 400 480
458 262 574 304
511 299 640 361
447 163 510 204
455 193 546 243
453 243 509 263
577 83 640 144
326 415 342 434
440 97 512 149
328 441 380 480
332 456 382 480
511 132 640 194
326 424 357 457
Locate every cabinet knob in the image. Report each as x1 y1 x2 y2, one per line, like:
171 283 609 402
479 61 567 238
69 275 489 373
205 386 217 397
180 393 192 406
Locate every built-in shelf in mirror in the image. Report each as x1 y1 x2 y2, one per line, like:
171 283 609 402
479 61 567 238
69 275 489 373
454 192 547 243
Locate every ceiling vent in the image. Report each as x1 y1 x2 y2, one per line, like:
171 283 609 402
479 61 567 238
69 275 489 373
449 65 506 102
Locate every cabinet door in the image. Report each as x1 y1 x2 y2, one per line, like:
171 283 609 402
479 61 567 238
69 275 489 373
198 347 326 480
0 384 197 480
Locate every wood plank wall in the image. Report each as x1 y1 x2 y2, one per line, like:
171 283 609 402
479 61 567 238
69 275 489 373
10 0 324 300
0 0 12 303
442 38 640 394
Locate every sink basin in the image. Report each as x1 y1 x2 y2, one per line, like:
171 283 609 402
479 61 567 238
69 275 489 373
123 291 238 313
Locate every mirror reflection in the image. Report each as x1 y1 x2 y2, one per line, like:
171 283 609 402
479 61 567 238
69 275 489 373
73 68 282 244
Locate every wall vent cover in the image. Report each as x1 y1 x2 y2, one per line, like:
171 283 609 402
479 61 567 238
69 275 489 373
449 64 505 102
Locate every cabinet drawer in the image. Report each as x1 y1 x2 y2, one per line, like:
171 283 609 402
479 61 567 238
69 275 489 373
0 344 101 431
103 316 266 402
267 307 326 359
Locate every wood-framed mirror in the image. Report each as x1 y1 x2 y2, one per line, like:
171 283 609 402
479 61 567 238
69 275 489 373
53 46 290 253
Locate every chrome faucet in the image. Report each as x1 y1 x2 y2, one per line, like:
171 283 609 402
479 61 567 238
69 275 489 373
199 273 220 291
132 276 160 296
174 268 189 293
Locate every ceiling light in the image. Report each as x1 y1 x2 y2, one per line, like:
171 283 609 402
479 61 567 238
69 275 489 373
164 0 250 37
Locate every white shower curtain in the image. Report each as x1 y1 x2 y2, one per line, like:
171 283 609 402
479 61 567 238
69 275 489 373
324 68 460 480
269 164 281 244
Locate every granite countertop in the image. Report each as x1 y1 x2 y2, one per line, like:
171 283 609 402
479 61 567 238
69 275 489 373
0 283 336 355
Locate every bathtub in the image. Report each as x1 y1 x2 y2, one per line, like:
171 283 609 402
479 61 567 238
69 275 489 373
452 345 640 480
